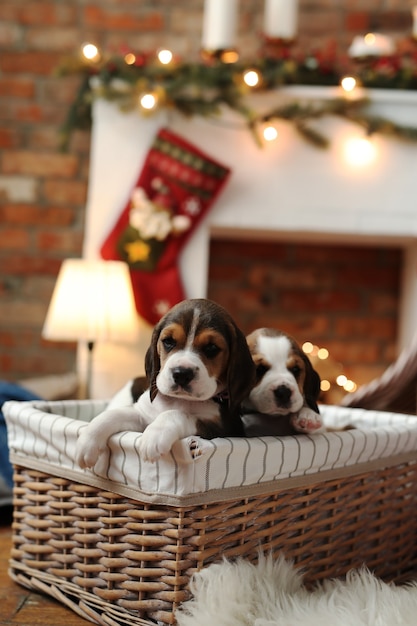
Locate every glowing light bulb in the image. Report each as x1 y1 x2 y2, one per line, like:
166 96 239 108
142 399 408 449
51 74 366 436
82 43 100 62
263 126 278 142
317 348 329 360
140 93 157 110
341 76 357 93
243 70 260 87
302 342 314 354
221 50 239 63
158 49 173 64
336 375 347 387
344 380 357 392
124 53 136 65
320 380 331 392
344 137 377 167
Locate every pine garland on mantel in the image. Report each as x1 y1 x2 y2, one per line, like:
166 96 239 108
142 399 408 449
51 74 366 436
57 44 417 150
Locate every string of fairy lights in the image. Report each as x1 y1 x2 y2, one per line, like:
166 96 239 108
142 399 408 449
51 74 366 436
302 342 357 400
58 32 417 155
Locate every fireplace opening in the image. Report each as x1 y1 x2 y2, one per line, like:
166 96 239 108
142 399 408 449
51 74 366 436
207 236 403 405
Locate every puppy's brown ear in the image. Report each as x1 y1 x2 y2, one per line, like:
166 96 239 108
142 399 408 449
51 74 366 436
145 323 162 402
303 355 321 413
226 323 256 412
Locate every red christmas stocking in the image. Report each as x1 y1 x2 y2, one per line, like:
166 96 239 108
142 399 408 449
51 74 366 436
100 128 231 325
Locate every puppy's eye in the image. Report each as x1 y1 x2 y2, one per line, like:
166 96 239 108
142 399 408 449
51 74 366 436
162 337 176 352
256 364 269 379
289 364 301 379
202 342 220 359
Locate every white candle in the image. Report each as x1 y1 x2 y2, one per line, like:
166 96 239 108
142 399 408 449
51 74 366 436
413 6 417 38
201 0 239 50
263 0 298 39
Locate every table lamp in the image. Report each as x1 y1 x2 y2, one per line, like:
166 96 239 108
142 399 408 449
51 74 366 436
42 259 139 397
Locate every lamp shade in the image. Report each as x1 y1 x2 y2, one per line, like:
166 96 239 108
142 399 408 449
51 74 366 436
42 259 139 343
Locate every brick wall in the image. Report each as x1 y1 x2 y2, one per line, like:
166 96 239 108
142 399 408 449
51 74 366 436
208 238 402 394
0 0 415 383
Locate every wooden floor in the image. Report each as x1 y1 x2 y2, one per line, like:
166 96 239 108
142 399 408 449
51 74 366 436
0 510 89 626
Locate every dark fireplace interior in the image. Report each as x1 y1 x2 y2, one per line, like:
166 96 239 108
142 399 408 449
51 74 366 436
207 236 403 404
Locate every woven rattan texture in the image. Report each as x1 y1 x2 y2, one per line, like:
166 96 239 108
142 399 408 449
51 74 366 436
9 463 417 625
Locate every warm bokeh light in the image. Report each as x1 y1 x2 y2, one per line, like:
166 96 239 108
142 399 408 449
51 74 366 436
344 380 357 392
124 53 136 65
341 75 357 92
302 341 314 354
82 43 100 62
243 70 260 87
317 348 329 360
344 136 377 167
320 379 331 392
158 49 173 64
140 93 157 110
364 33 376 45
263 125 278 141
336 374 347 387
221 50 239 63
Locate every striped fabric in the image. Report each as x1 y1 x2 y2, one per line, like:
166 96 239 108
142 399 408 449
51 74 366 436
4 400 417 505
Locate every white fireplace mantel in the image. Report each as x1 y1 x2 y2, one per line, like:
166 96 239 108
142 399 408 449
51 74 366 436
83 86 417 398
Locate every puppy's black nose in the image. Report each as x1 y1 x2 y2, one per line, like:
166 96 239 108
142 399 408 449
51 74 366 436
172 366 195 388
273 384 292 406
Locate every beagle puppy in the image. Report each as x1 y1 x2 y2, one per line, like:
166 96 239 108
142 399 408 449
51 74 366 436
242 328 324 437
75 299 255 466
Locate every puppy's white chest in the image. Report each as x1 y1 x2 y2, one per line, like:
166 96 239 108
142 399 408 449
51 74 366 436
135 390 220 424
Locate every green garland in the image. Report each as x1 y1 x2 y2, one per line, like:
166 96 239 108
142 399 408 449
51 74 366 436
57 48 417 150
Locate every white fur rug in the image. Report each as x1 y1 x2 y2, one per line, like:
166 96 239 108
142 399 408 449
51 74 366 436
176 555 417 626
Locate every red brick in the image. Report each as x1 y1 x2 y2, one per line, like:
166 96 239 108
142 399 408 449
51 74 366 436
0 330 37 349
368 293 399 315
14 104 44 123
324 340 380 365
0 204 76 226
338 267 400 290
280 289 361 313
25 27 80 51
0 51 59 75
42 76 85 106
35 230 83 254
0 77 35 98
0 127 20 148
43 179 87 205
0 228 30 249
2 150 79 177
0 354 13 371
334 317 397 339
345 12 370 32
0 349 76 378
0 4 19 21
83 6 164 31
26 127 62 150
0 256 62 275
16 3 77 26
0 300 47 326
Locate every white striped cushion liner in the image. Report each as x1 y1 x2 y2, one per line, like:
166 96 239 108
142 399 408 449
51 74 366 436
4 399 417 505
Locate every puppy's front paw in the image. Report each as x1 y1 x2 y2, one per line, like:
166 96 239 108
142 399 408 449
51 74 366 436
137 427 174 463
75 431 104 469
291 407 323 434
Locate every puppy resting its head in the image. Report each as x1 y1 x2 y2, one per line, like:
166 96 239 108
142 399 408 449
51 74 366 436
76 298 255 466
242 328 323 437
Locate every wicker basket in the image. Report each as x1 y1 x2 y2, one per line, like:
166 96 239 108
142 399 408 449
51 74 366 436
5 399 417 626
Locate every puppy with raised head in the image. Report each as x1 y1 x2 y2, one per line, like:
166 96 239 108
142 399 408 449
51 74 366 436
242 328 324 437
76 298 255 466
